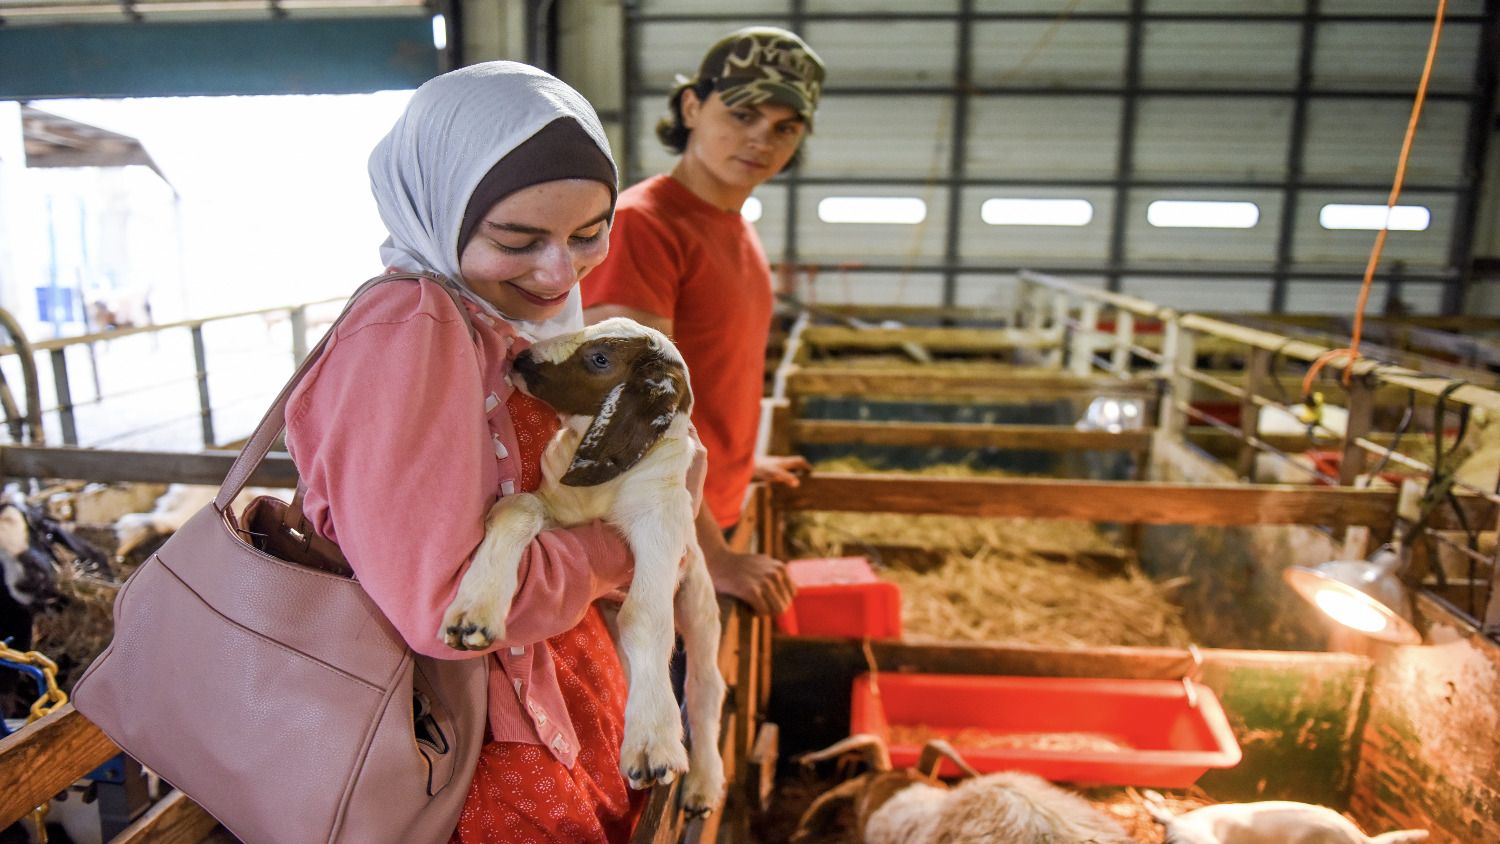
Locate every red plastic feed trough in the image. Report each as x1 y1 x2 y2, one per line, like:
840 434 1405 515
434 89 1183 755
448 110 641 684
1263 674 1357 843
775 557 902 639
850 673 1242 787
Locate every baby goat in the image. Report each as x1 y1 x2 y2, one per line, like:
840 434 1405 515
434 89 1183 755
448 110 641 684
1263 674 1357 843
793 733 1130 844
1144 792 1428 844
439 317 726 815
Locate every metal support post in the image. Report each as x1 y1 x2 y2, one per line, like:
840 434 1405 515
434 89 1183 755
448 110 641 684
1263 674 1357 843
290 305 309 366
49 348 77 446
191 325 215 448
1111 310 1135 375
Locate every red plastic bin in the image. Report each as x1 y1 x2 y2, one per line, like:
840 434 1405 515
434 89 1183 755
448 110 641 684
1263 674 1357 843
851 673 1241 787
1304 450 1404 487
775 557 902 639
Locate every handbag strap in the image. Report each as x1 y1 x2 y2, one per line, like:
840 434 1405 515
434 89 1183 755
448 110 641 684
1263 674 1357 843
215 273 476 511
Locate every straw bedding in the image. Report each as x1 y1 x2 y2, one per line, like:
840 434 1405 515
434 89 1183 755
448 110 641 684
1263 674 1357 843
789 459 1193 648
30 562 125 693
9 483 151 699
885 724 1136 753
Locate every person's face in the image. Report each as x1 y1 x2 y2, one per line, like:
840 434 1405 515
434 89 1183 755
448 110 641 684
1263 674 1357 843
681 90 807 190
458 179 612 322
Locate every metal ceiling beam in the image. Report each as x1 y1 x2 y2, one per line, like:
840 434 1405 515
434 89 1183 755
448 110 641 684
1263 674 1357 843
0 17 439 100
633 11 1491 25
940 0 974 309
1448 0 1500 314
1270 0 1320 314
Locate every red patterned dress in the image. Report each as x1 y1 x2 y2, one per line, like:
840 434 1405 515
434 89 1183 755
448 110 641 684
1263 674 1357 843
449 391 644 844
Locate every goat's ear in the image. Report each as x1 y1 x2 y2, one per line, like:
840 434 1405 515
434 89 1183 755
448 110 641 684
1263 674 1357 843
561 357 690 486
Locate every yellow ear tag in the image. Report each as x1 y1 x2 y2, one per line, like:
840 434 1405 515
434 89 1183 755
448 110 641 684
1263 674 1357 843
1296 392 1325 426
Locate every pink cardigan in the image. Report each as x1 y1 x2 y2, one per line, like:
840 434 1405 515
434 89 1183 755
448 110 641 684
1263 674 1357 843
285 278 632 768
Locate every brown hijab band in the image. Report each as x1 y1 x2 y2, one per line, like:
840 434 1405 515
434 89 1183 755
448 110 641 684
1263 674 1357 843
457 117 618 253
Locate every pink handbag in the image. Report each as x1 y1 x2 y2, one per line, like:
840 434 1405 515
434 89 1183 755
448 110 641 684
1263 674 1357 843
73 274 488 844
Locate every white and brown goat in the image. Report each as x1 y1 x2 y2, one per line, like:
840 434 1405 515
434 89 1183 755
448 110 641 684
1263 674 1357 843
793 734 1130 844
438 317 725 815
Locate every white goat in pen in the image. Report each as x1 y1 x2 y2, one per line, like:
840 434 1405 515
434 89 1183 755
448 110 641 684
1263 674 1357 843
113 484 292 562
1143 791 1428 844
438 317 726 815
792 733 1130 843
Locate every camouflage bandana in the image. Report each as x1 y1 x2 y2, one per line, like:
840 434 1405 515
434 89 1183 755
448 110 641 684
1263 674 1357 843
691 26 825 127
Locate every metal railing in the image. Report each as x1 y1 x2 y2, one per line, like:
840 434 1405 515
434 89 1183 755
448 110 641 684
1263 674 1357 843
1017 269 1500 635
0 298 344 450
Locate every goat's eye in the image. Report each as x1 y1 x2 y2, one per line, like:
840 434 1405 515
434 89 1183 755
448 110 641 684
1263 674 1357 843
586 352 611 372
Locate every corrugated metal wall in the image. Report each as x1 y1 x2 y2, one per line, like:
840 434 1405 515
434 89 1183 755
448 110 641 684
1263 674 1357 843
620 0 1498 315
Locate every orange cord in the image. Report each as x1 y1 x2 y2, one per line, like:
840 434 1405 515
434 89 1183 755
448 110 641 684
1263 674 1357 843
1301 0 1447 398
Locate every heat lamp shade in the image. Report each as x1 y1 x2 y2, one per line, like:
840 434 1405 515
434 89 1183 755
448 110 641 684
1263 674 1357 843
1283 560 1422 645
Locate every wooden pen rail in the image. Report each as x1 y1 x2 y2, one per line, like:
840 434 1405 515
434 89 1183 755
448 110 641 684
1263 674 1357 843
0 705 219 842
771 472 1491 536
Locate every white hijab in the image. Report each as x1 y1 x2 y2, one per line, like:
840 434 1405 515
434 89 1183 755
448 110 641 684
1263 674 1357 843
368 61 617 340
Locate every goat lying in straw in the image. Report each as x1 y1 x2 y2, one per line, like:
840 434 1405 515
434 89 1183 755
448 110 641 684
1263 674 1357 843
792 733 1130 843
1143 790 1428 844
439 317 725 815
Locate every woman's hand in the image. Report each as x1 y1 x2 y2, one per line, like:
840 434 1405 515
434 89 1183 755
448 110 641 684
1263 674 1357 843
752 454 811 488
703 545 796 616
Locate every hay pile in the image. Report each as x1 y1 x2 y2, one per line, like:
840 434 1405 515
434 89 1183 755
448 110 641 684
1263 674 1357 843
887 724 1135 753
791 459 1193 647
31 562 124 693
881 546 1192 647
16 482 156 695
1087 788 1215 844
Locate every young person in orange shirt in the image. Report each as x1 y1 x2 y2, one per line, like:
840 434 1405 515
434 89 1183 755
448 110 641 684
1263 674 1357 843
582 27 824 616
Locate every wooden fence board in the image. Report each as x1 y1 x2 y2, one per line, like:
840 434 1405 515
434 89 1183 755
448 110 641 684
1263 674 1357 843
114 790 219 844
0 704 118 827
789 420 1153 451
1347 594 1500 844
0 446 297 487
785 368 1153 400
775 474 1409 531
799 326 1048 353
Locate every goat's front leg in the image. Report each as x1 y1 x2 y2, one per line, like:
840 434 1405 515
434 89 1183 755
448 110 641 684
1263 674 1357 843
439 493 547 650
614 498 692 789
675 541 726 816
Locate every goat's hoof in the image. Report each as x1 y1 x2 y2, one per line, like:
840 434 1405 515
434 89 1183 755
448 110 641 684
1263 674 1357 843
620 738 689 790
438 614 504 651
683 805 713 821
681 764 725 816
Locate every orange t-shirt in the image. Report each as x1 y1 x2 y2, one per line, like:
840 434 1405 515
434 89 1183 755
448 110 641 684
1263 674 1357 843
581 175 772 529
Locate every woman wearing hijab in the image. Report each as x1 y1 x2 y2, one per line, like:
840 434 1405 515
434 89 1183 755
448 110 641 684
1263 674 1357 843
581 27 824 617
286 62 646 843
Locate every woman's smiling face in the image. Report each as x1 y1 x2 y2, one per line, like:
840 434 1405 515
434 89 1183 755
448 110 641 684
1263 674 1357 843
458 179 613 321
